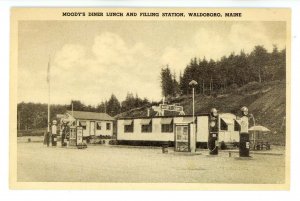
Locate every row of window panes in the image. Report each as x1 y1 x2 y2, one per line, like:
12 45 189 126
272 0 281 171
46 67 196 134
79 121 111 130
124 124 173 133
125 121 239 133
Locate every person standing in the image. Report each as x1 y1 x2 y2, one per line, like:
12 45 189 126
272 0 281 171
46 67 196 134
61 121 68 147
51 120 57 146
45 122 51 147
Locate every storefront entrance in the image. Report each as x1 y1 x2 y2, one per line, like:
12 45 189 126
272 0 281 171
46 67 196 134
90 121 95 136
174 124 190 152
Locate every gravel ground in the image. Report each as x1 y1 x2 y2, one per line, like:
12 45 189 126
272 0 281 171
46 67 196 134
17 141 285 183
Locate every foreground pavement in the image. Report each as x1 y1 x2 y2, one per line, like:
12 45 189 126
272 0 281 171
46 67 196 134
17 141 286 183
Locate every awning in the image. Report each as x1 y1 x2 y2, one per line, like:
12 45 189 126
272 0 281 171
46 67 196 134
234 119 241 126
140 119 152 125
123 119 133 125
161 118 173 124
79 121 87 126
182 117 196 123
249 125 270 132
221 117 234 125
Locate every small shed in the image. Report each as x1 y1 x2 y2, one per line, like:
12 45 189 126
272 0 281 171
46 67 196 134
64 111 114 137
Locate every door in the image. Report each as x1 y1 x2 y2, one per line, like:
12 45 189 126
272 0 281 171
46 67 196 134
90 121 95 136
175 124 190 152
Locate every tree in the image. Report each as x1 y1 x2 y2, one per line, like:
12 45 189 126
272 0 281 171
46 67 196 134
70 100 85 111
249 45 269 83
160 65 175 97
172 71 180 96
121 92 136 112
96 101 107 113
106 94 121 116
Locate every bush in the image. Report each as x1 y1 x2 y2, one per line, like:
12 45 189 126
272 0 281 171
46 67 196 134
109 140 118 145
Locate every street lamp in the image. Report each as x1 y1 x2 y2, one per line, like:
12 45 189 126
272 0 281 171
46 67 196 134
189 80 198 153
189 80 198 123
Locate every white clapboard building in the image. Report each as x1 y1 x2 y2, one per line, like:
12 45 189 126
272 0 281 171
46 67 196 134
61 111 114 138
117 113 240 148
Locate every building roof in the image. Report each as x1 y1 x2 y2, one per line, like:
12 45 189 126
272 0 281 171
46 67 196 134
117 113 209 120
66 111 114 121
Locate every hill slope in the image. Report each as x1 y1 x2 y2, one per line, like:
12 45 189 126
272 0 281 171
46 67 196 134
116 81 287 145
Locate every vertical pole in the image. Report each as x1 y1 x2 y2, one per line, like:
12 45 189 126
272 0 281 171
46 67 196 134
47 75 50 133
18 110 20 130
192 87 196 153
192 87 195 122
47 56 51 133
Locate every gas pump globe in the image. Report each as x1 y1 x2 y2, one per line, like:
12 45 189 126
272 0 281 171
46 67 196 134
211 108 218 117
241 106 249 116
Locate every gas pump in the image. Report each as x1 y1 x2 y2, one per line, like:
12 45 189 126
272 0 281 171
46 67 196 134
51 120 58 146
239 106 250 157
208 108 219 155
68 126 87 149
69 126 77 146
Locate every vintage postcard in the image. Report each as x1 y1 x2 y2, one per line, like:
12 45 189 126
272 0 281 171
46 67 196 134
10 8 290 190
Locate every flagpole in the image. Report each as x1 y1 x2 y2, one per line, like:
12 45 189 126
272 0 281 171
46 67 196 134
47 79 50 132
47 57 51 133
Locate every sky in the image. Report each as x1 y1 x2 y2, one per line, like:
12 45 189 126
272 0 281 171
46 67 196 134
17 20 286 106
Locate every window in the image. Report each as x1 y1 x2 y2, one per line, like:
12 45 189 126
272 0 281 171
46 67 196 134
161 124 173 133
79 121 87 130
220 119 228 131
142 124 152 133
96 122 101 130
124 124 134 133
141 119 152 133
106 122 111 130
124 120 134 133
161 118 173 133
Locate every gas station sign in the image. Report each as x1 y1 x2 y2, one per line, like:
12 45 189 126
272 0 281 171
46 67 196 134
160 104 183 112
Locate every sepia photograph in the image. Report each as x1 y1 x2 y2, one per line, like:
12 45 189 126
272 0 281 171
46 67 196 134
9 8 290 190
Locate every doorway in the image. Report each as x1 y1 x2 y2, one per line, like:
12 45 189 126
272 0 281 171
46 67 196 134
90 121 95 136
174 124 190 152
